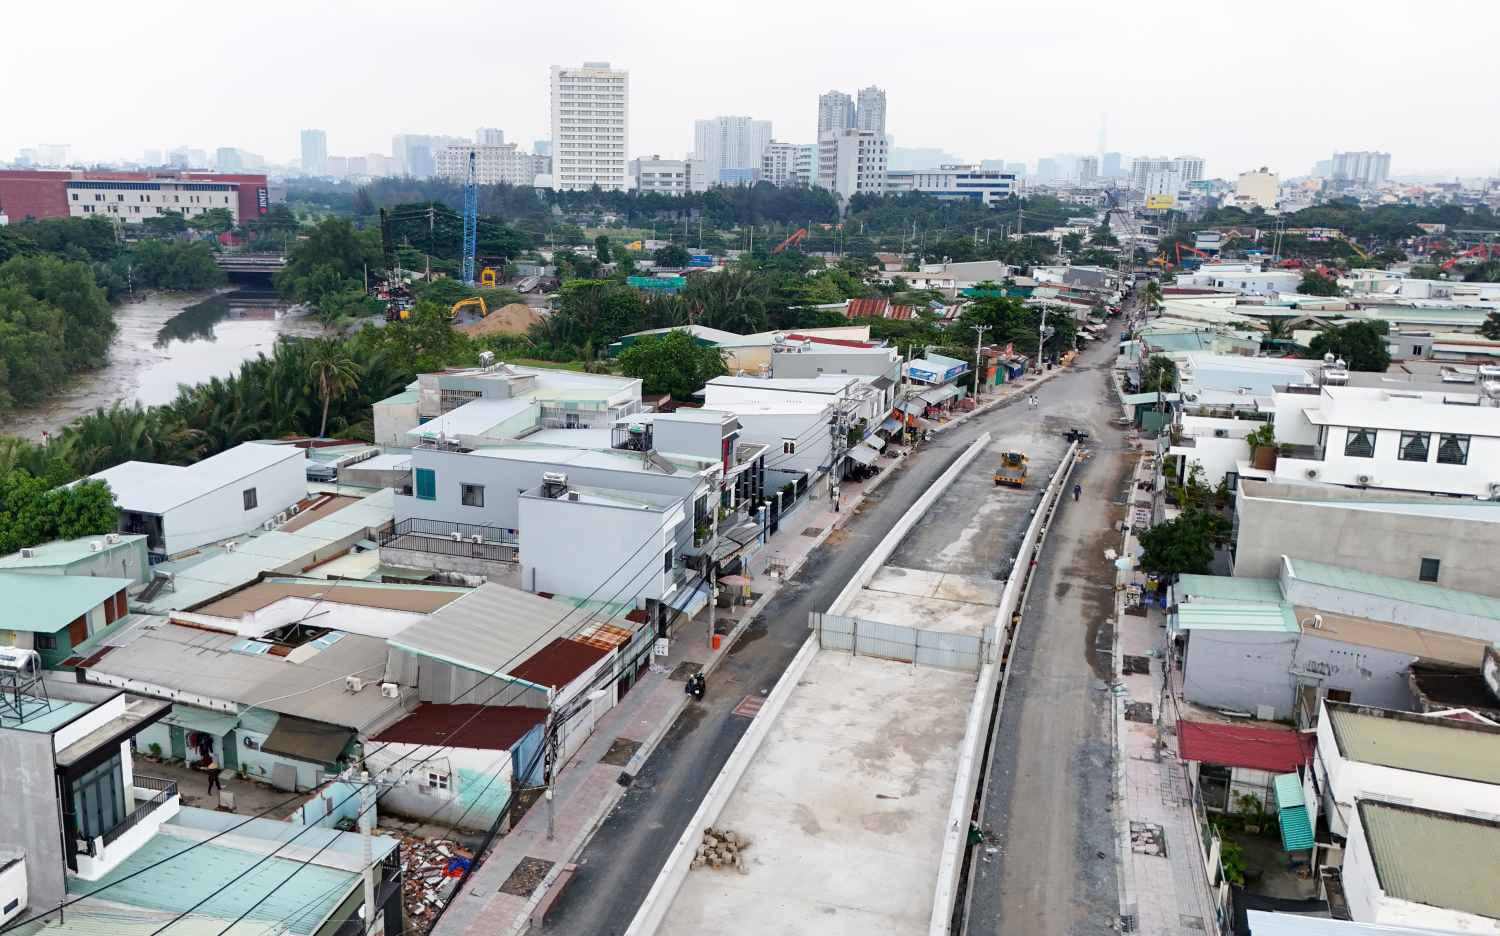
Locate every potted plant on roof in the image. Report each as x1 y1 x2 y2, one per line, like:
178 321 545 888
1245 423 1278 471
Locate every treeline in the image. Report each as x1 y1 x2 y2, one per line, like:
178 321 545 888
0 255 117 413
1190 198 1500 246
0 216 227 298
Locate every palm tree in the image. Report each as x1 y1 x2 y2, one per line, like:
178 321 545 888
306 339 361 439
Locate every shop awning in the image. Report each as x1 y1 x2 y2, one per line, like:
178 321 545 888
162 706 241 738
918 385 959 405
880 416 903 433
261 715 354 766
897 399 925 416
665 580 711 618
846 446 878 467
864 435 887 452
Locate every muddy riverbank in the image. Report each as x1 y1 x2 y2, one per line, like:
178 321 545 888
3 289 322 441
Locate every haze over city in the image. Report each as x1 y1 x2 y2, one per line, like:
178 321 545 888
6 0 1499 176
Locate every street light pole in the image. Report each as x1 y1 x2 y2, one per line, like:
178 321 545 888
971 324 991 400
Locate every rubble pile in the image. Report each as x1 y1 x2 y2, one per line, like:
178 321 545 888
388 830 473 928
690 826 751 873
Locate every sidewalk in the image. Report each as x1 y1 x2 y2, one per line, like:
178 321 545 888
1112 447 1225 935
434 359 1074 936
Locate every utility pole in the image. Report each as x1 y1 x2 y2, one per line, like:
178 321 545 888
544 688 558 840
971 324 991 400
1038 306 1048 373
425 206 434 280
829 387 851 511
359 771 375 923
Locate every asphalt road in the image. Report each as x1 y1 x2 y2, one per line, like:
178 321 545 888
966 320 1131 935
544 330 1124 936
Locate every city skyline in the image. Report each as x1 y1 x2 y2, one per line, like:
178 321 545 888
4 0 1499 178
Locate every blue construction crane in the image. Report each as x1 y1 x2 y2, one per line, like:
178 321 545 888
461 149 477 286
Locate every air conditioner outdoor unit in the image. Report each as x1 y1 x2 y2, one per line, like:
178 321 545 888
290 505 301 515
470 534 483 544
1213 428 1229 438
345 676 365 693
105 533 121 545
1357 474 1375 485
264 520 277 531
224 541 238 552
450 532 463 542
90 541 104 553
380 682 400 699
1490 481 1500 496
1304 468 1320 480
276 512 288 524
19 548 35 558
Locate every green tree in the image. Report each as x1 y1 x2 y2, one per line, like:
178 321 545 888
594 235 612 264
306 339 362 438
617 330 727 398
49 479 118 541
187 207 234 235
142 210 189 237
1299 270 1342 297
1061 232 1085 254
1482 311 1500 342
1140 355 1178 392
127 240 226 290
654 243 692 268
0 470 117 554
1138 509 1217 577
1304 321 1391 372
276 218 380 302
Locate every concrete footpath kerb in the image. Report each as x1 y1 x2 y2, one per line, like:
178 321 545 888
623 433 994 936
929 440 1079 935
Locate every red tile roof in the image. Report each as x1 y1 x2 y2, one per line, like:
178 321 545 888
507 637 610 689
1177 720 1315 772
887 304 916 320
372 704 542 751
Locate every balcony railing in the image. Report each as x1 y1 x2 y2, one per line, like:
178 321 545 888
81 776 178 853
376 518 519 564
1280 444 1325 461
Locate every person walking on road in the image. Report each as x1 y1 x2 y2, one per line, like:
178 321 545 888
205 755 222 795
1073 483 1082 502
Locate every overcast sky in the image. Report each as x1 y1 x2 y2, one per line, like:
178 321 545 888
8 0 1499 178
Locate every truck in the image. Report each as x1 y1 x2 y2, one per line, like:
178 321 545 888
993 451 1029 487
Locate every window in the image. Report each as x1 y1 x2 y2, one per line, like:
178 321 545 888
71 753 126 841
1419 557 1440 583
461 483 485 507
71 193 78 201
427 771 450 790
1398 431 1430 462
1343 427 1376 458
414 467 437 500
782 439 797 455
35 634 57 650
242 487 257 511
1436 433 1470 465
664 548 675 574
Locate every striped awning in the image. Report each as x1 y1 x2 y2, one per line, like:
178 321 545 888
1273 772 1314 852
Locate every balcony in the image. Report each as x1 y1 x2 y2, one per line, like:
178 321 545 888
73 775 180 881
1279 443 1325 461
377 518 518 564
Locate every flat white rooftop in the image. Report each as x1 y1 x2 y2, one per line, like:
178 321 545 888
656 652 974 936
843 566 1003 638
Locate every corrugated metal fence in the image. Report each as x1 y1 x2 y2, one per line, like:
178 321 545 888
809 612 993 673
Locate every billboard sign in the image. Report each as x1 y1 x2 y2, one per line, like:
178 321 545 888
256 186 269 214
1145 194 1176 210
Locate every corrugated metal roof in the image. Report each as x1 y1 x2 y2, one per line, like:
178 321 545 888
162 705 240 738
1177 721 1314 771
1327 703 1500 785
1357 800 1500 920
1 572 131 632
1274 773 1314 851
406 397 536 441
388 583 583 677
9 906 284 936
66 829 357 935
1286 558 1500 621
261 714 353 766
89 443 302 515
1176 574 1283 603
83 622 399 731
193 578 468 619
1174 601 1299 633
507 637 609 690
372 703 542 751
0 534 146 570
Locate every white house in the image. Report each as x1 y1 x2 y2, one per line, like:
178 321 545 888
1341 799 1500 933
89 442 306 556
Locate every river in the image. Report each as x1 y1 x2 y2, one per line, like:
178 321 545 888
3 289 323 441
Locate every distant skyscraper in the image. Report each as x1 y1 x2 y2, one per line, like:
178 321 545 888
551 61 629 191
1037 157 1060 180
215 147 243 172
1005 162 1026 177
143 148 163 166
1102 152 1123 178
1331 151 1390 187
856 86 887 135
817 129 887 201
693 116 773 184
1313 159 1333 178
1174 156 1205 184
300 129 328 176
476 127 505 146
817 91 857 134
762 142 816 188
1077 156 1099 182
33 144 70 167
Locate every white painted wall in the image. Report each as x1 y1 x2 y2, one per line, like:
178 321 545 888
1314 713 1500 838
518 493 687 603
730 410 833 478
366 740 515 833
163 453 307 555
51 693 126 753
1276 424 1500 497
373 398 419 447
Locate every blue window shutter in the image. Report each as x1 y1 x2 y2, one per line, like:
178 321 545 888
415 468 436 500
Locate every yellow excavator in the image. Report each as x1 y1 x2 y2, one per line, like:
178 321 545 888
450 296 488 323
993 451 1029 487
480 267 498 288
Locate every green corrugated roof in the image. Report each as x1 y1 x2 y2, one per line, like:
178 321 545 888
1288 558 1500 621
1327 705 1500 785
1174 601 1300 633
0 697 93 733
1358 801 1500 920
0 535 145 570
375 388 419 406
1273 773 1313 851
1177 574 1283 604
0 572 132 632
1272 772 1305 809
162 705 240 738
